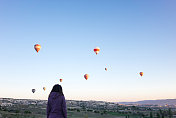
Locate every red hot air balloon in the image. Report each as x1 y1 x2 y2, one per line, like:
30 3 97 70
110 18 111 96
60 79 63 82
94 47 100 55
139 72 143 77
34 44 41 53
84 74 89 80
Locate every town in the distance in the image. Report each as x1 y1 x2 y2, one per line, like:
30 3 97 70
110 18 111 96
0 98 176 118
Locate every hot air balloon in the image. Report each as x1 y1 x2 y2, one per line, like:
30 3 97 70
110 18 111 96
32 89 36 93
43 87 46 91
139 72 143 77
34 44 41 53
94 47 100 55
105 68 107 71
84 74 89 80
60 79 63 82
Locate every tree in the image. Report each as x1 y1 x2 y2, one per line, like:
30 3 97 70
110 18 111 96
24 110 31 114
168 108 172 118
162 114 164 118
156 112 161 118
159 109 164 118
77 109 80 112
150 112 153 118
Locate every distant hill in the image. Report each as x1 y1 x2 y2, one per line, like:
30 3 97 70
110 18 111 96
119 99 176 106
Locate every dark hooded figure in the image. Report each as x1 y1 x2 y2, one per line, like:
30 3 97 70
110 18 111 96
47 84 67 118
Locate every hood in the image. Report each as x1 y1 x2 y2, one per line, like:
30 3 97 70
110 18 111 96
49 92 62 99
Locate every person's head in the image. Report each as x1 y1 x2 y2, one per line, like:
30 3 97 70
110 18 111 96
50 84 64 95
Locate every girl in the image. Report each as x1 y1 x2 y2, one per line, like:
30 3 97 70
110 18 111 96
47 84 67 118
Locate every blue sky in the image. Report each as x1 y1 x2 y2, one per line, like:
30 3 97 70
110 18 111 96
0 0 176 102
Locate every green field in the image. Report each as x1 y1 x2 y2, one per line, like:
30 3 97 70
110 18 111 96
0 103 173 118
0 110 141 118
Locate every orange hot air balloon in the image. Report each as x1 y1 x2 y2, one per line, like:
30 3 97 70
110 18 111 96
139 72 143 77
34 44 41 53
94 47 100 55
43 87 46 91
84 74 89 80
60 79 63 82
105 68 107 71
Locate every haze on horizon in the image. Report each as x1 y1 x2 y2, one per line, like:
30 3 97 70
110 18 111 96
0 0 176 102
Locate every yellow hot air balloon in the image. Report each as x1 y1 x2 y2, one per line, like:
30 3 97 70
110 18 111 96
34 44 41 53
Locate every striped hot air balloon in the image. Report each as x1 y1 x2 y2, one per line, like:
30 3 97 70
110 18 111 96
94 47 100 55
84 74 89 80
34 44 41 53
139 72 143 77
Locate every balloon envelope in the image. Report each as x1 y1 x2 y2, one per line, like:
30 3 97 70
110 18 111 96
32 89 36 93
43 87 46 91
84 74 89 80
60 79 63 82
34 44 41 53
139 72 143 77
94 47 100 55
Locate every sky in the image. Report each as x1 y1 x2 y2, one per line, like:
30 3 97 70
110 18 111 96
0 0 176 102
